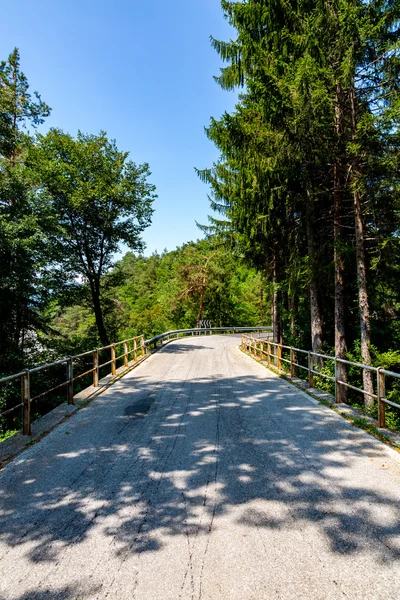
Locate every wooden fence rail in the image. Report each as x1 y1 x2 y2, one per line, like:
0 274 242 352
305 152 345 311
0 335 145 435
241 334 400 430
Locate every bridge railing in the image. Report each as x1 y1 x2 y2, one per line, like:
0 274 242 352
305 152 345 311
145 326 272 350
241 334 400 430
0 327 271 437
0 335 145 436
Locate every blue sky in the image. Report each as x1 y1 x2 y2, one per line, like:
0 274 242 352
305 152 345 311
1 0 237 256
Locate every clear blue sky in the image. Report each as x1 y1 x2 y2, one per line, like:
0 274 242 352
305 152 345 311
1 0 237 256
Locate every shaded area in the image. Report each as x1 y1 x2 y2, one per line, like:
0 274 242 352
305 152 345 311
0 337 399 598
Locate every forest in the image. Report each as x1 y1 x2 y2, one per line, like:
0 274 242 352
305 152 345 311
198 0 400 414
1 0 400 435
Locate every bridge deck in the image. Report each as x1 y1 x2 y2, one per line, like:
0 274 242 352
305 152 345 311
0 335 399 600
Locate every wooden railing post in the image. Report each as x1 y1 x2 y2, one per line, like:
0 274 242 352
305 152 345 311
277 344 282 370
290 348 295 377
335 357 342 403
93 349 99 387
267 342 271 365
66 357 74 405
377 368 386 428
308 352 314 388
260 341 264 360
141 335 145 356
111 344 116 376
123 342 128 367
22 369 31 436
134 339 137 361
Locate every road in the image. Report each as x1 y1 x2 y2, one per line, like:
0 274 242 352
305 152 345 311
0 334 399 600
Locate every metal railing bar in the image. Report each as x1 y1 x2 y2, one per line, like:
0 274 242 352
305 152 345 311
335 357 377 371
291 347 310 355
380 368 400 379
336 380 377 399
0 403 24 417
309 368 335 381
310 351 334 360
73 368 96 381
30 380 69 403
0 371 25 384
30 358 69 373
98 360 113 368
73 350 94 359
382 398 400 410
292 363 309 371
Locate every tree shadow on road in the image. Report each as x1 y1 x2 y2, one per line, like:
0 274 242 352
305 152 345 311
1 341 399 596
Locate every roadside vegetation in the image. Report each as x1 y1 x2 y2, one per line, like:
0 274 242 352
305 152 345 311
198 0 400 419
1 0 400 436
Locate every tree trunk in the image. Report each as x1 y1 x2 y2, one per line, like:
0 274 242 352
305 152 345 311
333 83 348 402
90 280 109 347
350 83 374 409
306 192 323 358
272 251 280 344
196 286 206 328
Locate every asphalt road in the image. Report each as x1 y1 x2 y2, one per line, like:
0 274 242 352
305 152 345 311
0 335 399 600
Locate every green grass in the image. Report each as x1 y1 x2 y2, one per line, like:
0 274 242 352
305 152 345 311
0 429 19 443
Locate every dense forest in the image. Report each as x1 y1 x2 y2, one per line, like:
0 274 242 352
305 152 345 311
198 0 400 411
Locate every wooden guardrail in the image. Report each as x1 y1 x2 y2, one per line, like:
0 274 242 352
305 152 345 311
241 334 400 430
0 335 145 436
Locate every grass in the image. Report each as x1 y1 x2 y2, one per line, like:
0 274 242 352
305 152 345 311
0 429 18 443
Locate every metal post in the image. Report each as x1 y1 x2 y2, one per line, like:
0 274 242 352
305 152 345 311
308 352 314 388
67 357 74 405
111 344 116 376
123 342 128 367
290 348 295 377
277 345 282 370
22 370 31 436
377 368 386 428
93 349 99 387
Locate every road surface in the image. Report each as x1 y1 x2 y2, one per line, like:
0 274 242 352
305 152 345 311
0 335 399 600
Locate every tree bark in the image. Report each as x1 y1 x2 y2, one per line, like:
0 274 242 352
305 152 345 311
196 285 206 328
306 191 323 358
272 251 279 344
271 248 282 345
89 279 109 347
350 83 374 409
333 83 348 401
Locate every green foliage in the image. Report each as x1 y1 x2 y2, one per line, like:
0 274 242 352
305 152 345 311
46 238 269 354
199 0 400 403
28 129 156 345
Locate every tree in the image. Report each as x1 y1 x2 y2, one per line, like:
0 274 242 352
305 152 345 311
200 0 400 410
0 48 51 374
179 252 216 327
0 48 50 165
30 130 156 346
